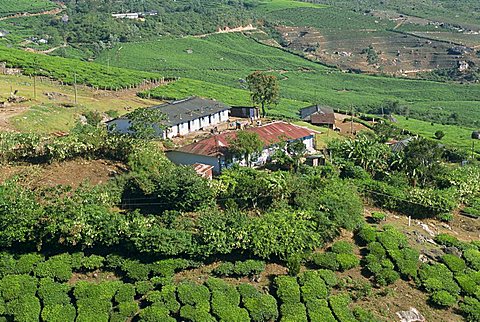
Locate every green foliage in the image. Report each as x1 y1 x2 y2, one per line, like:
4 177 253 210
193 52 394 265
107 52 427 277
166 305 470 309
0 0 57 16
312 252 339 271
298 271 328 303
336 254 360 271
228 130 265 166
329 294 356 322
115 283 136 303
238 284 278 322
356 225 377 245
279 302 307 322
177 282 211 311
34 254 73 282
442 254 467 274
80 255 104 271
317 269 338 288
5 295 41 322
430 290 457 308
213 260 266 277
121 260 151 281
371 212 386 223
13 253 44 275
331 241 354 254
74 281 120 322
139 305 176 322
455 272 480 296
123 108 167 140
145 284 180 314
305 299 336 322
464 249 480 271
460 296 480 322
419 263 460 295
206 278 250 322
135 281 155 296
353 307 380 322
37 278 71 306
246 71 280 117
0 274 37 301
275 276 301 305
41 304 76 322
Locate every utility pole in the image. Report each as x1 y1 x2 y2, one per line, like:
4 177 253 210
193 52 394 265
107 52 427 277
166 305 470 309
350 105 354 135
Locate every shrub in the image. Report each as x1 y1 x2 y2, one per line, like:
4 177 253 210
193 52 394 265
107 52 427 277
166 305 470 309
317 269 338 288
375 269 400 286
312 252 339 271
460 297 480 322
135 281 155 295
41 304 76 322
150 258 194 277
14 253 44 274
0 274 37 301
434 234 461 248
419 263 460 295
0 253 16 278
464 249 480 270
179 305 216 322
336 254 360 271
442 254 467 274
5 295 41 322
367 242 386 258
275 276 301 305
279 302 307 322
353 307 379 322
298 271 328 303
115 301 139 319
430 290 457 308
377 226 408 250
105 254 125 270
331 241 354 254
234 260 266 276
121 260 151 281
81 255 104 271
329 294 356 322
356 225 376 244
305 299 336 322
177 282 211 312
34 255 73 282
115 283 136 303
390 248 419 279
455 272 480 296
38 278 72 306
145 284 180 314
70 252 84 270
213 262 235 276
239 285 278 322
139 305 176 322
371 212 386 223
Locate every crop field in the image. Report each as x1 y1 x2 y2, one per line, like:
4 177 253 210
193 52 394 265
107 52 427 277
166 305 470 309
254 0 325 13
395 116 480 154
102 33 480 126
0 0 57 17
0 46 162 89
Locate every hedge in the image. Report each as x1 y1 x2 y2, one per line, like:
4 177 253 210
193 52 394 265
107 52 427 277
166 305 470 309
34 255 73 282
298 271 328 303
37 278 71 306
139 305 176 322
145 284 180 314
275 276 301 305
464 249 480 271
177 282 211 312
336 254 360 271
442 254 467 274
305 299 336 322
41 304 76 322
238 283 278 322
356 225 377 245
213 260 266 277
14 253 44 275
312 253 339 271
0 274 37 301
329 294 356 322
418 263 460 296
279 302 308 322
115 283 136 303
5 295 41 322
317 269 338 288
331 241 355 254
179 304 216 322
430 290 457 308
460 296 480 322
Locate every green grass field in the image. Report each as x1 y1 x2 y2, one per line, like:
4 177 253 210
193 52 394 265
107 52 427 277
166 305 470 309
104 33 480 126
0 0 56 17
255 0 325 13
395 115 480 154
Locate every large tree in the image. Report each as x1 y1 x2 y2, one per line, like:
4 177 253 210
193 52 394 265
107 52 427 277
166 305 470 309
246 71 279 118
228 131 264 167
126 108 166 140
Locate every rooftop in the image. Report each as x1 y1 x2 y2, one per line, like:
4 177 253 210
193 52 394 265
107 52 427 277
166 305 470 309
300 104 335 122
177 121 317 156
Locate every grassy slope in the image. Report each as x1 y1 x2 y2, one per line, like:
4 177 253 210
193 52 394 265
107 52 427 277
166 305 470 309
98 33 480 125
0 0 56 17
395 115 480 153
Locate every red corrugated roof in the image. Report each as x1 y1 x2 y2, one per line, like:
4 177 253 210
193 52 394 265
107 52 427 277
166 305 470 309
178 122 316 156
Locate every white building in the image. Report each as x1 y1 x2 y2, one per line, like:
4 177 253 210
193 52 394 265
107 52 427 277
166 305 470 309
106 97 231 139
167 121 317 174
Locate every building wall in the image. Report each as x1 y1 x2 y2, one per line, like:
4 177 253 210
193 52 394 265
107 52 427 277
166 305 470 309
178 122 189 135
190 119 201 132
220 110 229 122
200 116 210 128
166 151 221 173
211 112 220 125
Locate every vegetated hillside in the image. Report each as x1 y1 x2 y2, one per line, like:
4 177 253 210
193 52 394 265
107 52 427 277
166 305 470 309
99 33 480 128
1 122 480 321
0 0 57 17
0 46 163 89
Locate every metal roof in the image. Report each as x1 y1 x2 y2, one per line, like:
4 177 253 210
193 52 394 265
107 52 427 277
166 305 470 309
177 121 317 157
108 96 230 127
300 104 335 122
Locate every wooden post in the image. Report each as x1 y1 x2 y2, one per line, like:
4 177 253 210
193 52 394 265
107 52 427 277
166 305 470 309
33 74 37 100
74 72 78 104
408 216 411 227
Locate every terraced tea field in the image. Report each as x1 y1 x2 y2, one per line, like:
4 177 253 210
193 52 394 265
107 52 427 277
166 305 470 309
0 0 57 17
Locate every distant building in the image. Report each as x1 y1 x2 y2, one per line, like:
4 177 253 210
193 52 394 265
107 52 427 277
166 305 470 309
300 104 335 128
229 106 260 120
112 13 140 19
106 97 231 139
0 30 9 38
386 137 413 152
166 121 317 174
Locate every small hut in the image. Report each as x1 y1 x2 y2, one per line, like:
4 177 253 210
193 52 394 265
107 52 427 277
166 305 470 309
472 131 480 140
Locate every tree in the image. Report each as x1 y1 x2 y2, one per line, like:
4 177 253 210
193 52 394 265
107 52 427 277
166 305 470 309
246 71 279 118
401 138 444 187
434 130 445 140
228 131 264 167
126 108 167 140
287 140 307 172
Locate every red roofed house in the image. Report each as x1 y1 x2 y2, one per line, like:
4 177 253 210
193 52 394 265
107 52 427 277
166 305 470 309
166 121 317 174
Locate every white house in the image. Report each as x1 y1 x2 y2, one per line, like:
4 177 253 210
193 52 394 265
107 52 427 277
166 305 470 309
166 121 317 174
106 97 231 139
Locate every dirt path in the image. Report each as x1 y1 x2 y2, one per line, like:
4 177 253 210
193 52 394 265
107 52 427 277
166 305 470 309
0 105 28 132
193 24 257 38
0 8 63 21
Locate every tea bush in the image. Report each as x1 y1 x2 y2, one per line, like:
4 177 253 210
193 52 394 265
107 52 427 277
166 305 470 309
279 302 308 322
430 290 457 308
442 254 467 274
298 271 328 303
275 276 301 305
238 284 278 322
329 293 356 322
41 304 76 322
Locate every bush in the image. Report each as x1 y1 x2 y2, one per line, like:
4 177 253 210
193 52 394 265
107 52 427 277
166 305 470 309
336 254 360 271
353 307 379 322
177 282 211 312
139 305 176 322
375 269 400 286
331 241 354 254
317 269 338 288
442 254 467 274
5 295 41 322
234 260 266 276
464 249 480 270
367 242 386 258
145 284 180 314
390 248 419 279
419 263 460 295
105 254 125 270
329 294 356 322
38 278 72 306
455 272 480 296
239 285 278 322
434 233 461 248
14 253 44 274
121 260 151 281
275 276 301 305
286 255 302 276
81 255 104 271
298 271 328 303
356 225 377 244
179 305 216 322
213 262 235 276
151 258 194 277
34 255 73 282
41 304 76 322
0 274 37 301
305 299 336 322
430 290 457 308
312 252 339 271
279 302 307 322
115 283 136 303
460 296 480 322
115 301 138 319
135 281 155 295
371 212 386 223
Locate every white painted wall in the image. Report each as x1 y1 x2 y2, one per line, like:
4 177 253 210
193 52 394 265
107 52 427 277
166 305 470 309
220 110 229 122
178 122 189 135
190 119 201 132
166 151 221 173
200 116 210 128
211 113 220 125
